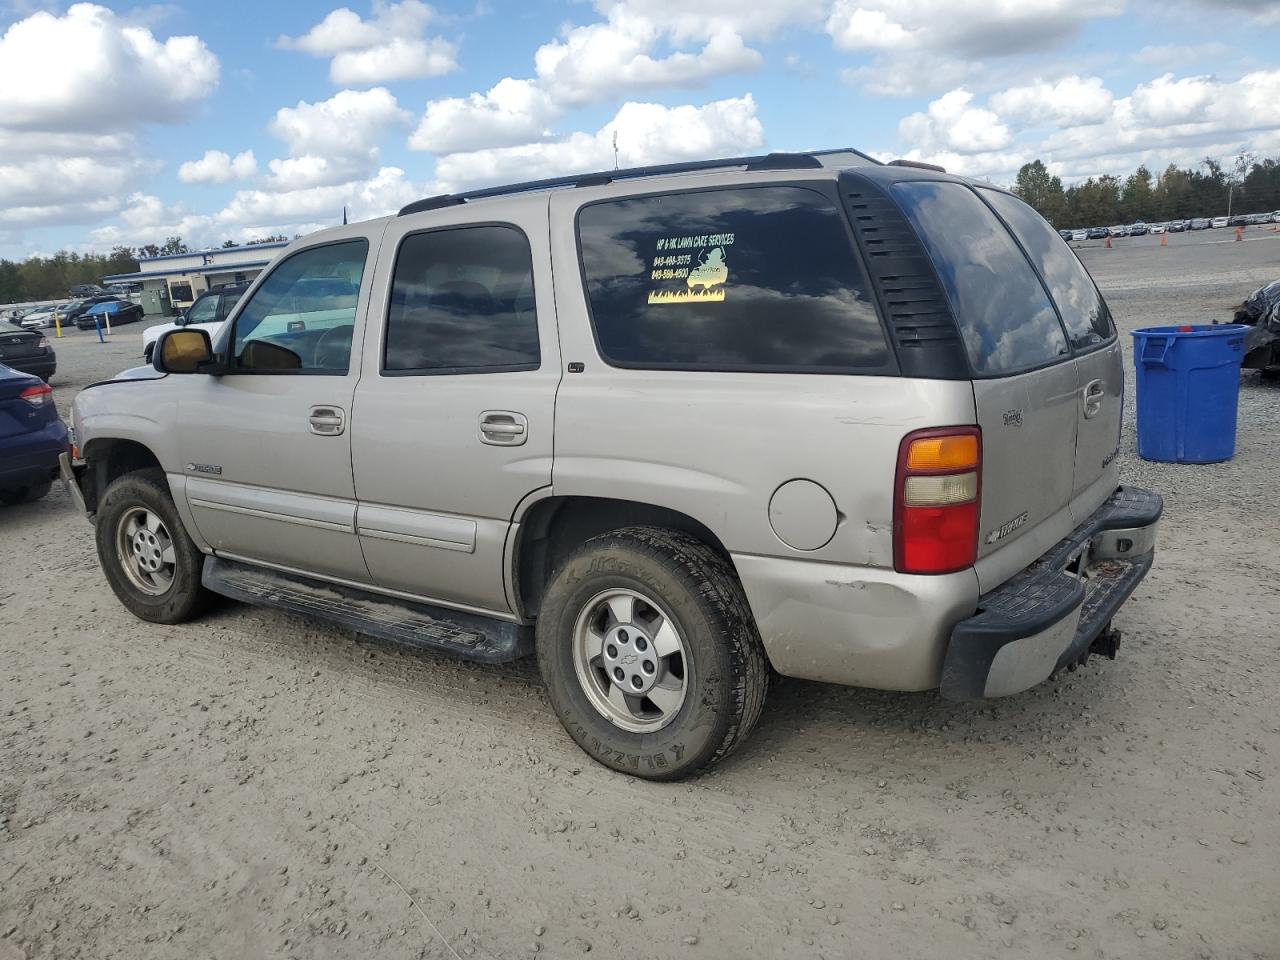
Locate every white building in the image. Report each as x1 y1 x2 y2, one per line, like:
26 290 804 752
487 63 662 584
101 241 288 315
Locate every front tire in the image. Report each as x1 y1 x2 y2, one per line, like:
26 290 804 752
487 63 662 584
536 526 769 780
95 469 212 623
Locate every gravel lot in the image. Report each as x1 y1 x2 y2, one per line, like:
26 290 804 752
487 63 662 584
2 228 1278 960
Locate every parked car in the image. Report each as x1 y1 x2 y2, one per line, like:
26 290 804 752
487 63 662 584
66 152 1162 780
69 283 108 298
1129 223 1149 236
0 365 68 506
18 307 57 330
1086 226 1109 239
55 296 114 329
0 320 56 381
1071 229 1087 241
1108 225 1128 237
1149 224 1166 235
1271 211 1280 223
1211 216 1229 228
1167 220 1187 233
1190 218 1210 230
76 299 145 331
1057 228 1073 241
1228 215 1249 227
141 283 249 362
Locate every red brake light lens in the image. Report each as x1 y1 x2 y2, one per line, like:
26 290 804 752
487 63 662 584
895 426 982 575
19 383 53 408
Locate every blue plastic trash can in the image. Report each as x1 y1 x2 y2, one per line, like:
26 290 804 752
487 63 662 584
1131 324 1247 463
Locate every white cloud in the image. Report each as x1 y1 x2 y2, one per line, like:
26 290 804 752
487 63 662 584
989 76 1114 127
264 88 410 189
432 95 764 193
278 1 457 85
1133 42 1232 67
0 3 219 132
534 14 761 106
899 88 1013 154
409 78 558 154
827 0 1123 59
178 149 258 184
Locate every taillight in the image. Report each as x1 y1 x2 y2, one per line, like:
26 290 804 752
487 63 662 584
19 383 53 408
894 426 981 575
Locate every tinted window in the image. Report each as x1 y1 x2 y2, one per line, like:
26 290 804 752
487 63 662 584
384 225 539 374
979 188 1113 350
892 181 1069 376
231 239 367 374
578 186 888 372
222 287 246 317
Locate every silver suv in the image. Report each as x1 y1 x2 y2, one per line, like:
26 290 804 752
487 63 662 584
64 150 1162 779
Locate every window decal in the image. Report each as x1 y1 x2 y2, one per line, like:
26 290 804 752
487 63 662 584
647 234 735 305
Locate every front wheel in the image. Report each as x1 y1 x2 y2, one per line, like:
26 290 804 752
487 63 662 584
536 526 769 780
95 469 212 623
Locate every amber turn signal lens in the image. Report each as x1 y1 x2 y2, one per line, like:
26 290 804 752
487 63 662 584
906 434 979 471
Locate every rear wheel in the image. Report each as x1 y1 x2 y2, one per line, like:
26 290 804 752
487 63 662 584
95 469 212 623
536 526 769 780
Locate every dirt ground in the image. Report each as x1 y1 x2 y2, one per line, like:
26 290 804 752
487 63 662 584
2 228 1278 960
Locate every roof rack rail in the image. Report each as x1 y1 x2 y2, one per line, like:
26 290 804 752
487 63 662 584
396 149 867 217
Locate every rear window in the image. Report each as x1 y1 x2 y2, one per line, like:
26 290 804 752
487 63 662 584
892 181 1069 376
578 186 889 373
978 188 1113 350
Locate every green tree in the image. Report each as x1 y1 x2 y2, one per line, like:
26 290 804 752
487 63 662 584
1119 166 1154 222
1013 160 1068 224
160 236 189 255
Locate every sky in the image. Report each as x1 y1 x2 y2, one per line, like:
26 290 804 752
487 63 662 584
1 0 1278 259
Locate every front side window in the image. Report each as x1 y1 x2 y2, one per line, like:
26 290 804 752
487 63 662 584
185 293 218 324
230 240 367 374
978 188 1114 351
892 181 1069 376
577 186 889 372
384 225 539 374
221 287 246 319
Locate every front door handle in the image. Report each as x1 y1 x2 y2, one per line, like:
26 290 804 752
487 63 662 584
480 411 528 446
309 405 346 436
1082 379 1105 419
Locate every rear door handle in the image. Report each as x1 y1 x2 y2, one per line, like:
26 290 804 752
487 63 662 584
480 411 528 446
309 405 346 436
1082 379 1105 419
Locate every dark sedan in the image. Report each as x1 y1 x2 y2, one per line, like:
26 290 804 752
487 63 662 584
0 321 56 381
0 364 68 505
75 299 145 330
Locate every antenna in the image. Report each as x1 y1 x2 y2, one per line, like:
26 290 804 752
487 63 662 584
612 130 619 171
342 205 348 225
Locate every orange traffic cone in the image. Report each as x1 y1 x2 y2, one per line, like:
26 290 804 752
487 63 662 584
1160 232 1168 247
1105 235 1112 248
1235 226 1245 242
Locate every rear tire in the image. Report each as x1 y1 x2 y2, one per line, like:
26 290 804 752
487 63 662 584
536 526 769 780
95 468 212 623
0 481 51 505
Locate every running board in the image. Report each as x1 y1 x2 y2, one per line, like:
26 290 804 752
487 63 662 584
202 556 532 664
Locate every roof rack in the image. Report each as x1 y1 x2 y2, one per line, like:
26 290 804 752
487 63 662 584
397 148 880 217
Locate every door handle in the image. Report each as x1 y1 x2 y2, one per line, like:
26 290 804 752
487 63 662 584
480 411 528 446
309 405 346 436
1082 379 1105 419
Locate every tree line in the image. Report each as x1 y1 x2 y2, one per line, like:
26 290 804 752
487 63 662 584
1 234 292 304
1012 156 1280 230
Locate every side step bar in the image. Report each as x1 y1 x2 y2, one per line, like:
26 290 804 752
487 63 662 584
202 556 533 664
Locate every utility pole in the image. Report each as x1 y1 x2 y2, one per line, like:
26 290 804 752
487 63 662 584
612 130 619 171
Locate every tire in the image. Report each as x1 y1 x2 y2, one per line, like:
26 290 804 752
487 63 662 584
95 468 212 624
0 481 51 505
536 526 769 780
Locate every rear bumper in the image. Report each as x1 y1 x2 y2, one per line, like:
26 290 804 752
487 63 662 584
940 486 1163 700
0 419 69 489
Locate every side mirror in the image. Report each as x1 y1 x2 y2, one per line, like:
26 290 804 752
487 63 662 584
154 328 214 374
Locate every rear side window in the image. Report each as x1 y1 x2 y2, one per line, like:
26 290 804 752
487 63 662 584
384 225 539 375
979 188 1113 351
578 186 889 372
892 181 1069 376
